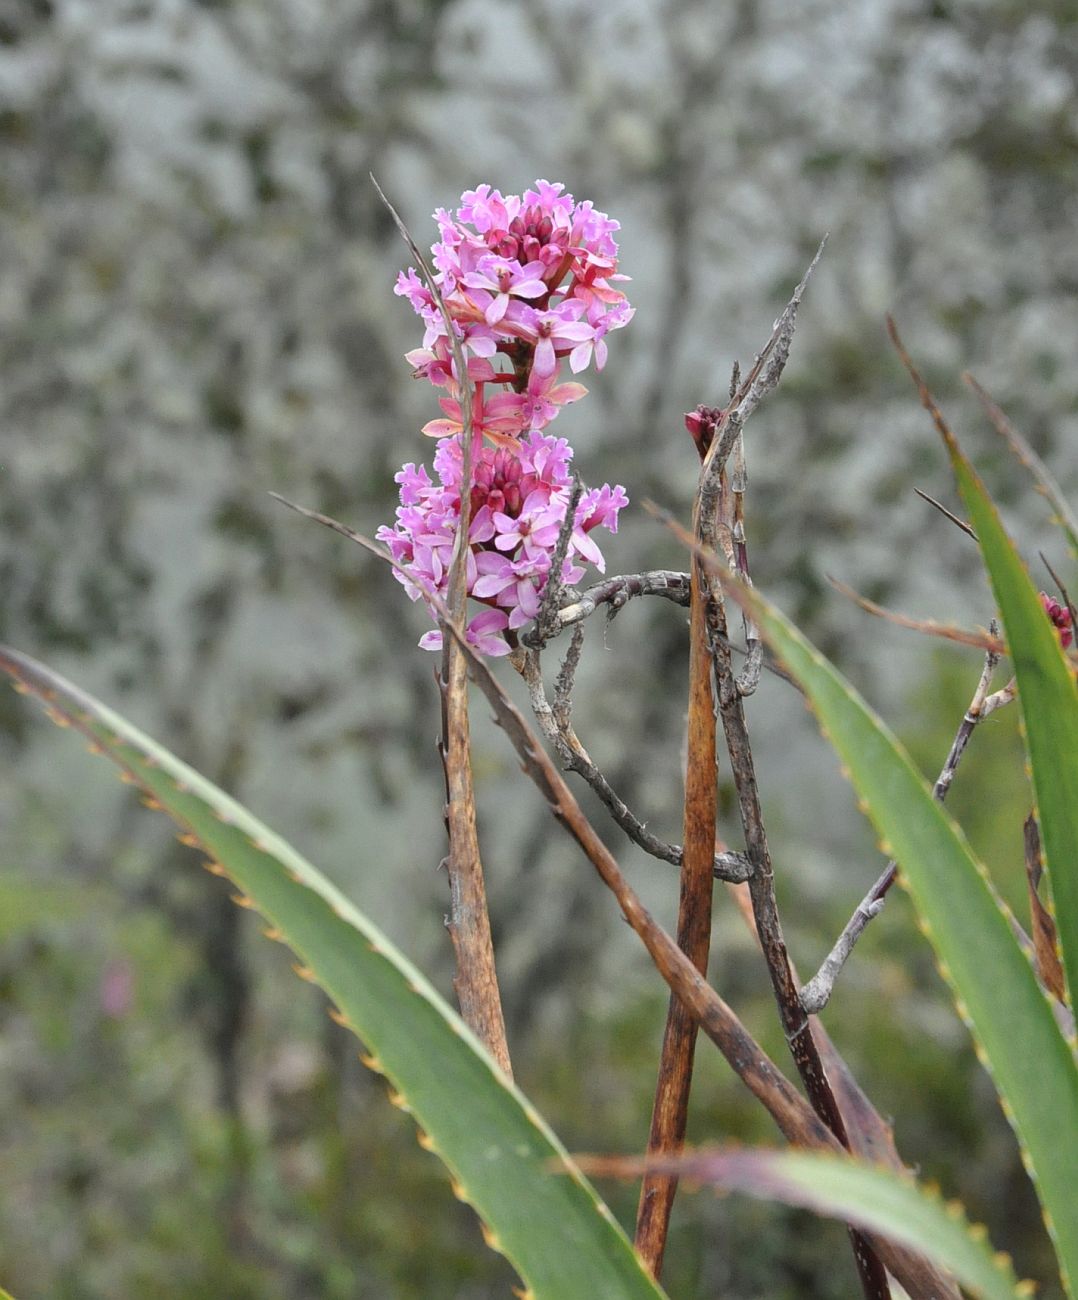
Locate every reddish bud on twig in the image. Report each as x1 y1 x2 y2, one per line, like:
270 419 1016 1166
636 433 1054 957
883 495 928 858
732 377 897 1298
684 405 724 461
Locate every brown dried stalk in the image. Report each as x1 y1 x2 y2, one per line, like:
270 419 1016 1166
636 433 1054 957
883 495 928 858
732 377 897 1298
634 245 833 1279
371 178 510 1077
635 461 720 1278
670 242 890 1298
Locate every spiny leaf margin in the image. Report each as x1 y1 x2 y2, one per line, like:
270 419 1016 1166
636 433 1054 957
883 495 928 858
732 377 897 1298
944 434 1078 1015
714 586 1078 1296
0 646 667 1300
578 1147 1028 1300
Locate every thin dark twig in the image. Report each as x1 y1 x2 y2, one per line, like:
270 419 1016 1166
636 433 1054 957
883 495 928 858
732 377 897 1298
799 624 1004 1014
914 488 978 541
553 624 584 728
518 648 752 884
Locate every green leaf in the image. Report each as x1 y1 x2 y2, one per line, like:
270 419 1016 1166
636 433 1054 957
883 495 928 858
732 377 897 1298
0 647 667 1300
582 1148 1027 1300
718 588 1078 1296
945 435 1078 1013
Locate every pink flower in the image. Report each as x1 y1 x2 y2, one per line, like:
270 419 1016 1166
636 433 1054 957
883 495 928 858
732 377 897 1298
571 301 635 373
421 384 527 447
380 431 628 655
521 366 588 430
515 300 595 379
462 254 547 325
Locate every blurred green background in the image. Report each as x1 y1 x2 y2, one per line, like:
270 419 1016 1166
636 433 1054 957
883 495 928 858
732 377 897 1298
2 1 1076 1296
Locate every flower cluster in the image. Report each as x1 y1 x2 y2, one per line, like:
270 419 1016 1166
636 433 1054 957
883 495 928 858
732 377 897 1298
378 431 627 656
394 180 633 446
381 182 632 656
1040 591 1074 650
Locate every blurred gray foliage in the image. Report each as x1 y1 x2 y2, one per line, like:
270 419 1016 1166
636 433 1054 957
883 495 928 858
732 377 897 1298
1 1 1076 1295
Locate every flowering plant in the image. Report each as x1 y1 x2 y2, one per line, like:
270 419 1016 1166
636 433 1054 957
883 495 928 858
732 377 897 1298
7 175 1078 1300
378 182 633 655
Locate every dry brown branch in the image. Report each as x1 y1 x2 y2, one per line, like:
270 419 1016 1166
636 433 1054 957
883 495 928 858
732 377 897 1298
635 456 720 1278
827 577 1004 654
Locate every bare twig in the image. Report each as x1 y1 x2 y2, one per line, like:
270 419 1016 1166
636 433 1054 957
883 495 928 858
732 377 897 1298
827 577 1004 655
521 570 692 646
517 648 751 883
913 488 978 541
799 625 1002 1014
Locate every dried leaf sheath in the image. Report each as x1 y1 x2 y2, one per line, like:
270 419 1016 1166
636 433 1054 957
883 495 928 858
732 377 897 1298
635 533 718 1276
